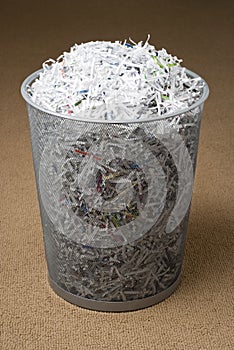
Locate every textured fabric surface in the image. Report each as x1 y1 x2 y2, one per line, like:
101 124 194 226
0 0 233 349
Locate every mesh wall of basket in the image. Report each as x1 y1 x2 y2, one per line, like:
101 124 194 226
21 69 209 311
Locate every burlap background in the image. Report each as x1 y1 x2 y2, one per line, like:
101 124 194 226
0 0 233 349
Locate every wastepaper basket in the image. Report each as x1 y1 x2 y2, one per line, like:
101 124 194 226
21 69 209 311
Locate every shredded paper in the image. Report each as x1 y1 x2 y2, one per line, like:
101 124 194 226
28 36 204 120
25 37 206 305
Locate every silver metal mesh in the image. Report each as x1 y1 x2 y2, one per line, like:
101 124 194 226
25 100 204 304
21 67 209 309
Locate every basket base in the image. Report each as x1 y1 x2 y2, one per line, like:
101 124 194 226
48 273 181 312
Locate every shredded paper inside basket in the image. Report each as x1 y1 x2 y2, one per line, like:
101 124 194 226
27 36 206 304
28 36 204 120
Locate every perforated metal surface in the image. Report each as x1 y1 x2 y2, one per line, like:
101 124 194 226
22 72 208 309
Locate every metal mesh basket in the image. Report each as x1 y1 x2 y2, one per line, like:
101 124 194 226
21 69 209 311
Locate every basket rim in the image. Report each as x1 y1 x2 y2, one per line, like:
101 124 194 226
21 68 209 124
